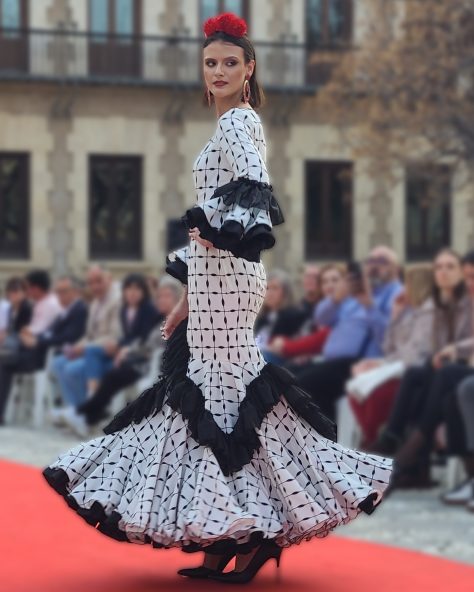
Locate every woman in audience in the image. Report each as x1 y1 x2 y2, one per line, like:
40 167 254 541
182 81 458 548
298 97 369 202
347 264 433 449
290 263 373 421
56 277 182 436
372 248 473 488
254 269 308 363
82 273 160 398
265 263 344 364
0 277 32 357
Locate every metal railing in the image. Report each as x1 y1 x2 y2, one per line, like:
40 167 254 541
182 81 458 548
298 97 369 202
0 27 345 92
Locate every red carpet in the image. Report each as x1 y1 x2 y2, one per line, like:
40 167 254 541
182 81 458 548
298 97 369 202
1 458 473 592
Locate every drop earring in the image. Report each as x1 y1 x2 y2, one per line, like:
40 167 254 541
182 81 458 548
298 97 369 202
242 78 251 104
206 87 213 107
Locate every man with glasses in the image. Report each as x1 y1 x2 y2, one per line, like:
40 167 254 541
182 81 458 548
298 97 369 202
357 245 404 357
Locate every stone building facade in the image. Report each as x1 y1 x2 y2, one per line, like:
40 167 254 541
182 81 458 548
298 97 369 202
0 0 472 285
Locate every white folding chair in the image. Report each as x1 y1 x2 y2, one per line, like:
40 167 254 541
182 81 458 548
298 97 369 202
336 395 362 448
4 349 57 428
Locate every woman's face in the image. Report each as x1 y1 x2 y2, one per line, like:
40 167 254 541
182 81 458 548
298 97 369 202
203 40 254 103
321 269 344 299
156 287 179 316
264 279 285 310
123 284 144 307
433 252 463 292
7 289 25 307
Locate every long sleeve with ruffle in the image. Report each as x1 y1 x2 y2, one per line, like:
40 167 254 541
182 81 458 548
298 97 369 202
182 108 284 262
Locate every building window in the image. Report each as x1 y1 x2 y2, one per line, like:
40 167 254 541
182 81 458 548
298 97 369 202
200 0 249 30
406 164 451 261
306 0 353 47
0 0 27 71
89 155 142 260
88 0 141 77
305 160 353 260
0 152 29 259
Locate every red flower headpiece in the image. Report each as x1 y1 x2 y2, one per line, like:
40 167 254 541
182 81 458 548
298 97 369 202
203 12 248 39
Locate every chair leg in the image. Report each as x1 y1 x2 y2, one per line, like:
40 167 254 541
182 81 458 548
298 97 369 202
33 372 49 429
4 376 21 425
337 396 361 448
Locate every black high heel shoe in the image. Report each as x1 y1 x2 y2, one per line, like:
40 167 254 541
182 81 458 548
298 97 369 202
208 540 282 584
177 550 235 579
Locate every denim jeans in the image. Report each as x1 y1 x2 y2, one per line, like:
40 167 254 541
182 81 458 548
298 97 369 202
51 354 88 408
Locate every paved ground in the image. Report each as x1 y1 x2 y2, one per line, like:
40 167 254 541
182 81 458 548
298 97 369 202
1 424 473 566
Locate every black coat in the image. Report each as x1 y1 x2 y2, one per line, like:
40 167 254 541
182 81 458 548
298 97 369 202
119 300 161 347
254 306 309 339
7 299 33 334
37 298 88 349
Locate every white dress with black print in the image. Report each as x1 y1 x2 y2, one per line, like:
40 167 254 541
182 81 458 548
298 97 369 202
43 107 393 555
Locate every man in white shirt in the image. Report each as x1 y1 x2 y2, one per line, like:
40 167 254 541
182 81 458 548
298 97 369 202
22 270 63 337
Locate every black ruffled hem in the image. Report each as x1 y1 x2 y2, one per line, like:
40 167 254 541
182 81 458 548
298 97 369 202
182 206 275 263
103 318 338 477
42 466 382 554
212 177 285 226
165 255 188 285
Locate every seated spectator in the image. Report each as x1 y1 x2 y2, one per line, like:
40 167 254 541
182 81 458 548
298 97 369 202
0 277 32 357
23 270 63 336
50 264 121 411
81 273 161 399
55 276 182 437
298 263 321 323
266 263 342 364
292 262 373 421
0 271 61 425
359 246 404 357
254 269 308 362
347 264 433 449
372 248 474 489
21 275 88 360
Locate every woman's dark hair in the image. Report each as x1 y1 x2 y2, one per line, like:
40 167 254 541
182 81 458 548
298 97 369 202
430 248 466 348
25 270 50 292
462 250 474 267
5 276 27 293
122 273 150 303
431 247 465 307
202 31 265 108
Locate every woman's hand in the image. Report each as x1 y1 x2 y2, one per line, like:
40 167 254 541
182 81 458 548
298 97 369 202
189 227 214 249
267 336 286 355
162 292 189 340
432 344 457 369
113 346 130 368
351 358 382 377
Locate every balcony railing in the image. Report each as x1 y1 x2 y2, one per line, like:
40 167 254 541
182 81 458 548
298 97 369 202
0 27 341 92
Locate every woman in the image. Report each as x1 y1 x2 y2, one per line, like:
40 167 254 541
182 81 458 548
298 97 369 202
347 264 433 449
373 249 472 488
254 268 308 363
0 277 32 354
266 264 350 364
56 277 182 437
288 263 374 421
42 13 392 584
81 273 159 398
